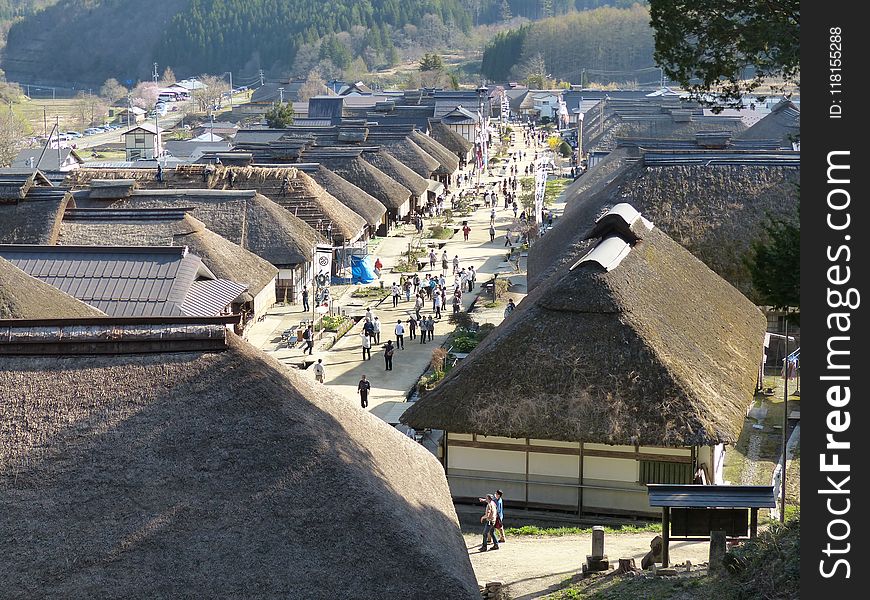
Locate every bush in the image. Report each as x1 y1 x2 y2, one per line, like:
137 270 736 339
559 140 572 157
720 515 800 599
429 225 453 239
448 311 475 329
451 335 478 353
476 322 495 341
320 315 348 331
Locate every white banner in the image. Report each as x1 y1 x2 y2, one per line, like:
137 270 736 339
501 93 510 121
314 244 333 286
534 159 548 223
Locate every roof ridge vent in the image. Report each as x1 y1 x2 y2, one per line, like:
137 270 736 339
583 203 654 242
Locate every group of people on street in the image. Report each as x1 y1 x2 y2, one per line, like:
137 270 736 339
479 490 506 552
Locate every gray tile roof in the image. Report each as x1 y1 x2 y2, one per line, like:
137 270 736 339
0 245 246 317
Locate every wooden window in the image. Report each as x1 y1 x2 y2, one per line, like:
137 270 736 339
639 460 692 485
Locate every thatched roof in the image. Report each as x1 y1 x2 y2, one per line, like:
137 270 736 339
0 324 479 599
0 168 52 199
429 122 472 156
305 151 412 212
735 100 800 148
297 163 386 227
59 208 278 298
0 188 76 244
208 166 366 243
0 256 106 319
562 148 637 217
107 189 317 267
382 138 441 179
403 205 766 447
409 130 460 174
361 149 429 197
529 151 800 300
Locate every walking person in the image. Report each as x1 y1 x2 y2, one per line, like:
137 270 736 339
383 340 394 371
404 278 412 302
462 223 471 241
391 282 400 308
441 252 449 277
504 298 516 317
360 331 372 360
313 358 325 383
490 207 496 226
434 291 442 319
452 255 460 275
357 374 371 408
420 316 428 344
302 286 310 312
394 320 405 349
302 325 314 355
408 315 417 340
489 224 496 242
479 494 500 551
494 490 506 543
426 315 435 341
429 248 437 270
374 257 383 278
468 266 476 291
372 316 381 344
414 293 424 320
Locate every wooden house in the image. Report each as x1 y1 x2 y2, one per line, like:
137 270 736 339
123 123 163 160
403 204 767 517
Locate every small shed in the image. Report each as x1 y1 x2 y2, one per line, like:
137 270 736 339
647 484 777 567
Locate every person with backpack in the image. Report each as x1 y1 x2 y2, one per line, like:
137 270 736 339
301 325 314 355
383 340 394 371
363 317 375 343
504 298 516 318
394 320 405 349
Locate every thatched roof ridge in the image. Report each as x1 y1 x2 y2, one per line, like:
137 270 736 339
310 154 412 211
403 207 766 447
59 208 278 298
529 156 799 300
0 189 76 245
361 149 429 197
429 121 472 155
409 130 460 174
0 256 107 319
111 190 318 267
0 332 479 598
296 163 386 227
0 168 52 199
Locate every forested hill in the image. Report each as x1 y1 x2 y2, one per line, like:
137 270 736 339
1 0 637 86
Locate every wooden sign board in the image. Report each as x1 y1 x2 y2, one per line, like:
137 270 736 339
670 508 749 537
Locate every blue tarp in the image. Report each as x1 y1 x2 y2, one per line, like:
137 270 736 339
351 255 376 284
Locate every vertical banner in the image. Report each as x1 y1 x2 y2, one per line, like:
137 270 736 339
314 244 333 312
534 159 547 224
802 2 866 597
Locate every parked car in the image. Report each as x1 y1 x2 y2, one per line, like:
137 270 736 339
66 131 83 138
83 128 100 135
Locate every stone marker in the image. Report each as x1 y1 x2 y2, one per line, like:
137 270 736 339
709 530 727 574
585 525 609 572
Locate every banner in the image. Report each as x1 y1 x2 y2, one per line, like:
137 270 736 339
534 159 547 223
501 93 510 121
314 244 333 286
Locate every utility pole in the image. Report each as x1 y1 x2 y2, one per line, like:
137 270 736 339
780 317 790 523
278 87 284 103
153 62 159 84
56 116 61 169
259 69 265 87
43 106 48 138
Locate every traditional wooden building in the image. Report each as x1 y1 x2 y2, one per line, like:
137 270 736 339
403 204 767 516
123 123 163 160
0 317 480 599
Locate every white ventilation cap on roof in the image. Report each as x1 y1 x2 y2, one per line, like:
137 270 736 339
570 235 633 272
596 203 654 231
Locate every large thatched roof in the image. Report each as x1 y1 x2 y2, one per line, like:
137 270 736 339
382 138 441 179
59 208 278 298
529 151 800 300
0 322 479 599
0 188 76 244
0 256 106 319
735 100 800 149
429 122 472 156
404 205 766 447
305 150 412 212
409 130 460 174
298 163 386 227
109 189 318 267
361 149 429 197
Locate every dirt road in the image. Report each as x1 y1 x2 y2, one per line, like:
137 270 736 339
463 532 709 599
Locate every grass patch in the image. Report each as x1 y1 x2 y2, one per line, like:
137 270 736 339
506 523 661 537
428 224 454 239
350 286 390 300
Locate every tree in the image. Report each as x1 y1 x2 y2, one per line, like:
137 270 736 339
161 67 176 84
0 108 30 167
192 75 230 113
100 78 128 103
520 53 549 89
419 52 444 72
131 82 160 109
746 208 800 321
649 0 800 107
298 71 327 102
264 102 294 128
74 92 108 129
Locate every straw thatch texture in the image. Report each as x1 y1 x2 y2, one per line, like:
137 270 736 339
59 209 278 298
211 166 366 243
735 101 800 148
111 190 318 267
0 333 480 599
409 130 460 174
383 139 440 179
403 218 766 447
584 115 747 153
361 150 429 198
430 122 472 156
529 160 799 299
305 165 386 227
562 148 636 217
0 256 106 319
0 191 75 245
315 155 411 211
